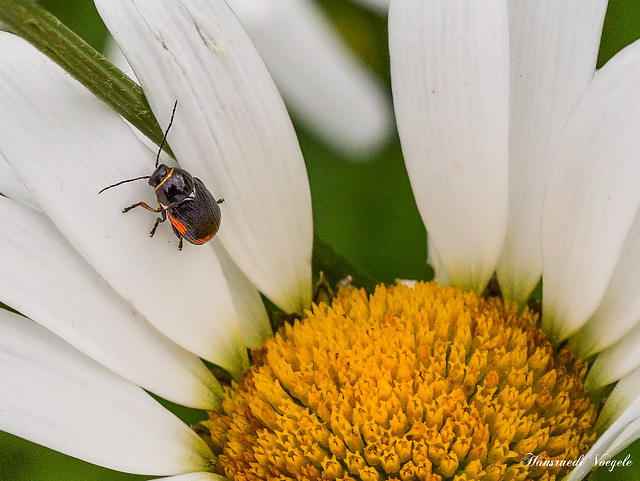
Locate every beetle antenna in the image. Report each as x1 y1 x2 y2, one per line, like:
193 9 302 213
155 100 178 168
98 175 151 194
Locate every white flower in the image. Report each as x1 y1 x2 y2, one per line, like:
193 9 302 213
3 0 640 479
390 0 640 477
0 0 313 476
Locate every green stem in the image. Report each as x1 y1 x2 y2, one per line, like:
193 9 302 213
0 0 170 154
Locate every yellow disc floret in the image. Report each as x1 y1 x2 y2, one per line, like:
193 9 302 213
203 282 597 481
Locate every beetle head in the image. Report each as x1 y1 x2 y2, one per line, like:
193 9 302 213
148 164 172 188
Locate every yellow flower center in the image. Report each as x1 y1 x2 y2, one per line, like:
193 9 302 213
203 282 597 480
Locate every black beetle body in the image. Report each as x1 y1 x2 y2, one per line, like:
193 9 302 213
122 164 223 250
99 102 223 250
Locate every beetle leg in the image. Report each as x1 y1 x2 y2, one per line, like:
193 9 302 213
122 201 162 214
149 209 167 238
216 198 225 204
149 219 161 237
178 237 183 251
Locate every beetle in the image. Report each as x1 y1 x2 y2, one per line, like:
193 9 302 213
98 101 223 250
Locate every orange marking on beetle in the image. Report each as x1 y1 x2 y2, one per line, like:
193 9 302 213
191 232 215 245
154 167 174 191
167 211 188 235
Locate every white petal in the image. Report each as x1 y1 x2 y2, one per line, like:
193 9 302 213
566 396 640 481
0 33 248 376
584 323 640 390
0 310 215 475
603 417 640 460
0 152 40 211
0 196 223 409
151 475 227 481
496 0 607 303
541 39 640 342
226 0 394 158
389 0 509 293
395 279 416 288
594 367 640 432
214 239 271 348
96 0 313 314
592 378 640 472
570 209 640 357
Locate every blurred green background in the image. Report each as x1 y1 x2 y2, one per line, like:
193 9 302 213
2 0 640 480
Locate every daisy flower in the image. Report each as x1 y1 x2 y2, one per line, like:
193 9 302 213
1 1 640 481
